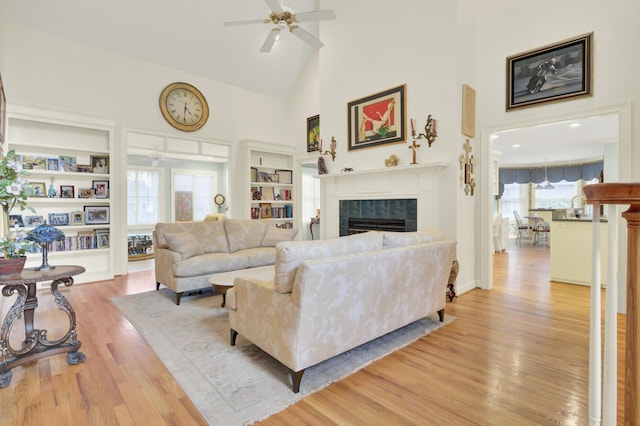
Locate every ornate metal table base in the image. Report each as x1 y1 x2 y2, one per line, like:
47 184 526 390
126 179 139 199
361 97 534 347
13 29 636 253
0 265 86 388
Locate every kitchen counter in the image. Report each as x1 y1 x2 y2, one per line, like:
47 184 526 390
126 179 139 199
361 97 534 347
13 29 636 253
549 218 608 286
553 217 608 222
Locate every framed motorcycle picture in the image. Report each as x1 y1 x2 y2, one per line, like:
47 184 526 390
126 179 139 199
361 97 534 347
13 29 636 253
506 32 593 111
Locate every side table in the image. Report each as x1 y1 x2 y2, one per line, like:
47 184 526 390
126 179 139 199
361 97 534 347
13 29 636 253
0 265 86 388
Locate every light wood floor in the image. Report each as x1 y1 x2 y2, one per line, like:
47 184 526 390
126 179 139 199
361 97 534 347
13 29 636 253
0 242 625 425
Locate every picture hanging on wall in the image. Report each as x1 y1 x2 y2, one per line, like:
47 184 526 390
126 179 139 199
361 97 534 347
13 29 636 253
506 32 593 111
347 84 406 151
307 115 320 152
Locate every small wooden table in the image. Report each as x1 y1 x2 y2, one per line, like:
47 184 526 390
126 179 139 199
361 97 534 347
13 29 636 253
0 265 86 388
209 266 275 307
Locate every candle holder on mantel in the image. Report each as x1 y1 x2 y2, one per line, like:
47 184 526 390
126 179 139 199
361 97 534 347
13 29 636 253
410 114 438 147
319 137 337 162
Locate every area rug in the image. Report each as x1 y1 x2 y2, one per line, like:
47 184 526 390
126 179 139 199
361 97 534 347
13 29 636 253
112 288 454 425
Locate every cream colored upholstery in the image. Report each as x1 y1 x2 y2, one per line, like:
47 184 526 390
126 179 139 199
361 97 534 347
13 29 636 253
153 218 297 305
227 230 456 392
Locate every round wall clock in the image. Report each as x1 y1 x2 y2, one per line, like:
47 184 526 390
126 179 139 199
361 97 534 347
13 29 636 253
214 193 226 206
159 82 209 132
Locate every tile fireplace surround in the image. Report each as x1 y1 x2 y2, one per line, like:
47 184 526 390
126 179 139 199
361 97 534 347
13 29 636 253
318 162 450 239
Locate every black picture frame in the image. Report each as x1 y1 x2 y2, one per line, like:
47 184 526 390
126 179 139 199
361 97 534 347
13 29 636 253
307 115 320 152
506 32 593 111
84 206 110 225
9 215 24 227
347 84 406 151
60 185 75 198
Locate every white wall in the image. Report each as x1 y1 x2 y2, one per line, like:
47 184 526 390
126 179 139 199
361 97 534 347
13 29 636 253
3 23 291 148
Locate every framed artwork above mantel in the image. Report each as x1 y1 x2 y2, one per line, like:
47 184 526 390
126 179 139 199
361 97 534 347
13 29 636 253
347 84 406 151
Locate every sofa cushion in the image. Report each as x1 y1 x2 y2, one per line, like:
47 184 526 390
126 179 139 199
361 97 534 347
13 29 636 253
235 247 277 268
382 229 445 249
163 232 204 260
261 226 299 247
224 218 273 253
188 221 230 253
274 231 384 294
173 252 250 277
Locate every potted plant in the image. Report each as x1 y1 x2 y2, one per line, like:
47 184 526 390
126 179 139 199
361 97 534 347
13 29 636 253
0 150 36 275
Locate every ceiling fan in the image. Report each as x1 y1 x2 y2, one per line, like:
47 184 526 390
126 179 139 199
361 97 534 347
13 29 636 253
223 0 336 53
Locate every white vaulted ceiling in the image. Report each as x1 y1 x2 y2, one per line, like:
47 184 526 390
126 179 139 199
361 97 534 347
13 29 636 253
3 0 322 98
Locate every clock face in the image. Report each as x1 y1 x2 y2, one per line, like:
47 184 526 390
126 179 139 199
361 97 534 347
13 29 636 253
214 194 226 206
159 82 209 131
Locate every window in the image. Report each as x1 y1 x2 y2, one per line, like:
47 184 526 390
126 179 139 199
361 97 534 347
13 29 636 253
533 180 577 209
128 168 162 226
501 183 525 221
172 170 218 222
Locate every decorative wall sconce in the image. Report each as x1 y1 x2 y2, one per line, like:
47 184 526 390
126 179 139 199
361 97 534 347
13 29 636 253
459 139 476 196
410 114 438 147
319 137 337 161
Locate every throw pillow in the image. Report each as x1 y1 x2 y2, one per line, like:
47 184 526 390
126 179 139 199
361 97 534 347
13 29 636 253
163 232 204 260
261 226 298 247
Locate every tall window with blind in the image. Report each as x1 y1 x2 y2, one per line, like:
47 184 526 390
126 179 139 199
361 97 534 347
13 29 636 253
172 170 218 222
127 168 162 226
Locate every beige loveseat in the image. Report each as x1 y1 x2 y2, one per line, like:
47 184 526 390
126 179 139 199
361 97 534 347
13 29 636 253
153 218 297 305
227 230 456 392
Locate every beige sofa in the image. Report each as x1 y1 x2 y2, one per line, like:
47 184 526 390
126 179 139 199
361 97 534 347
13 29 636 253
152 218 297 305
227 230 456 392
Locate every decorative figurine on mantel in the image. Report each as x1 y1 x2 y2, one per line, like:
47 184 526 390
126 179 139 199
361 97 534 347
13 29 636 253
385 154 399 167
408 139 421 165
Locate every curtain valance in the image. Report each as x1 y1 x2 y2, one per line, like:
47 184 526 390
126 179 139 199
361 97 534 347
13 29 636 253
499 160 603 185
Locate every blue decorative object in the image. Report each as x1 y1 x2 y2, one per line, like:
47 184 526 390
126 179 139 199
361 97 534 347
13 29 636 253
26 221 65 271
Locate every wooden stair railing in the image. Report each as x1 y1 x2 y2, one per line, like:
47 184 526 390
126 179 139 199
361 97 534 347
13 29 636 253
584 183 640 426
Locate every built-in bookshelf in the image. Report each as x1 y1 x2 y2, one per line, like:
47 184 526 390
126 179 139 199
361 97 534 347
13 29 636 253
239 140 295 229
6 104 116 284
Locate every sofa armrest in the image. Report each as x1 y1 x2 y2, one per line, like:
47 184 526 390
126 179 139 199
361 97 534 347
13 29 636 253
154 247 183 284
229 277 301 370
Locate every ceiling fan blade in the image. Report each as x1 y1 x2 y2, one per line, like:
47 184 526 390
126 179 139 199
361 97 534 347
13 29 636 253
264 0 283 14
260 28 281 53
290 26 324 49
294 10 336 23
223 18 270 26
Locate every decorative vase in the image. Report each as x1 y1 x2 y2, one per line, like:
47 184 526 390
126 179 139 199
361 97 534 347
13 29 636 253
0 256 27 278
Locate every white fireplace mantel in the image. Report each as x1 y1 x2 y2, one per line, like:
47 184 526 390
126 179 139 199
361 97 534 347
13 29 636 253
318 162 450 239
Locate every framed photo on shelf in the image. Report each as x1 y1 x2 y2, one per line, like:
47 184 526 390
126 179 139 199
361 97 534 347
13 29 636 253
60 185 75 198
84 206 110 225
78 188 95 198
71 211 84 225
9 215 24 227
25 215 44 226
22 155 46 170
506 32 593 111
275 169 292 185
48 212 70 226
46 157 60 171
77 164 93 173
347 84 406 151
90 155 109 173
92 180 109 198
259 203 273 218
307 114 320 152
96 232 110 248
59 155 77 172
29 182 47 197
